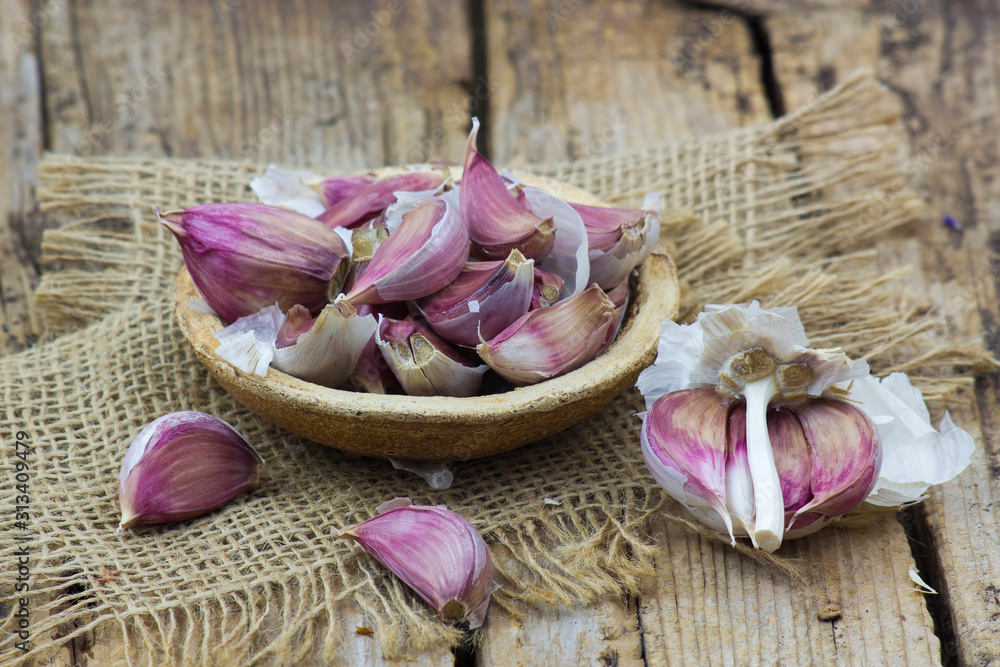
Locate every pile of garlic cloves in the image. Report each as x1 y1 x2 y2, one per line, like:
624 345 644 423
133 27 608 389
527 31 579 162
159 118 659 397
636 302 975 552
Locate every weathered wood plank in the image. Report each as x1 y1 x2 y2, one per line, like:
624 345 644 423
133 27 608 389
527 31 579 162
0 0 43 353
765 2 1000 664
641 513 941 666
485 0 771 165
477 602 644 667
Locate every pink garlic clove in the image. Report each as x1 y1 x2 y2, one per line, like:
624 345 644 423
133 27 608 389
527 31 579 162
118 412 263 530
338 498 493 628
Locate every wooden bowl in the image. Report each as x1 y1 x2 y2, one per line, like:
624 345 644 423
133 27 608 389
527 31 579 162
172 176 679 461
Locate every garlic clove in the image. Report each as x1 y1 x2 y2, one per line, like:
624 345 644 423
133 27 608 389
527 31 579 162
377 316 489 397
476 283 615 386
583 207 660 290
157 203 350 323
790 399 882 519
641 388 735 542
309 173 376 207
597 281 630 355
519 185 590 297
341 199 469 307
415 249 534 347
530 266 564 309
338 498 493 628
118 412 263 530
272 304 378 387
723 405 756 541
460 119 556 262
317 171 446 229
350 335 400 394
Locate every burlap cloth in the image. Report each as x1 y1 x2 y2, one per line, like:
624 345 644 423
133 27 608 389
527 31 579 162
1 69 993 665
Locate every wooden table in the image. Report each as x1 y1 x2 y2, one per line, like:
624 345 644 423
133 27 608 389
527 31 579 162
2 1 998 664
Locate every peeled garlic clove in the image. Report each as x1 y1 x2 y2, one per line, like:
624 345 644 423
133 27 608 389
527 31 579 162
310 173 375 207
338 498 493 628
317 171 446 229
641 388 735 541
530 266 564 309
272 304 377 387
118 412 263 530
341 199 468 307
377 317 489 397
790 399 882 519
415 249 534 347
476 284 615 386
157 203 350 323
460 119 556 262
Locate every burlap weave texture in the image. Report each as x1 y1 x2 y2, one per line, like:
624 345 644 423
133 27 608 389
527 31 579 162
1 69 992 665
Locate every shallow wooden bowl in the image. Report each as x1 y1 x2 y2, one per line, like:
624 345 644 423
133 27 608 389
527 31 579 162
172 175 679 461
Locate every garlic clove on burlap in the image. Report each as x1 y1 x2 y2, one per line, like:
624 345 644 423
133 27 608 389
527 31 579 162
460 118 556 262
118 412 263 531
316 171 446 229
637 301 974 551
476 283 616 386
414 249 535 348
376 316 489 397
340 199 468 308
338 498 493 629
157 203 350 323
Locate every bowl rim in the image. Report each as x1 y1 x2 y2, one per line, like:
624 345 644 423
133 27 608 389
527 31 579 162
173 248 678 422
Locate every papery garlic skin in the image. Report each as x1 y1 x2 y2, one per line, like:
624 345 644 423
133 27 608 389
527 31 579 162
158 203 350 323
477 284 616 386
118 412 263 530
338 498 493 628
850 373 975 506
249 165 327 218
214 304 287 376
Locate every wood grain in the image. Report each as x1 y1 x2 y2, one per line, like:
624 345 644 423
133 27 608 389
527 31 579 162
765 2 1000 664
0 0 42 352
485 0 771 165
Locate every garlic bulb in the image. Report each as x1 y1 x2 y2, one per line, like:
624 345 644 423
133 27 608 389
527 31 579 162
637 301 974 551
